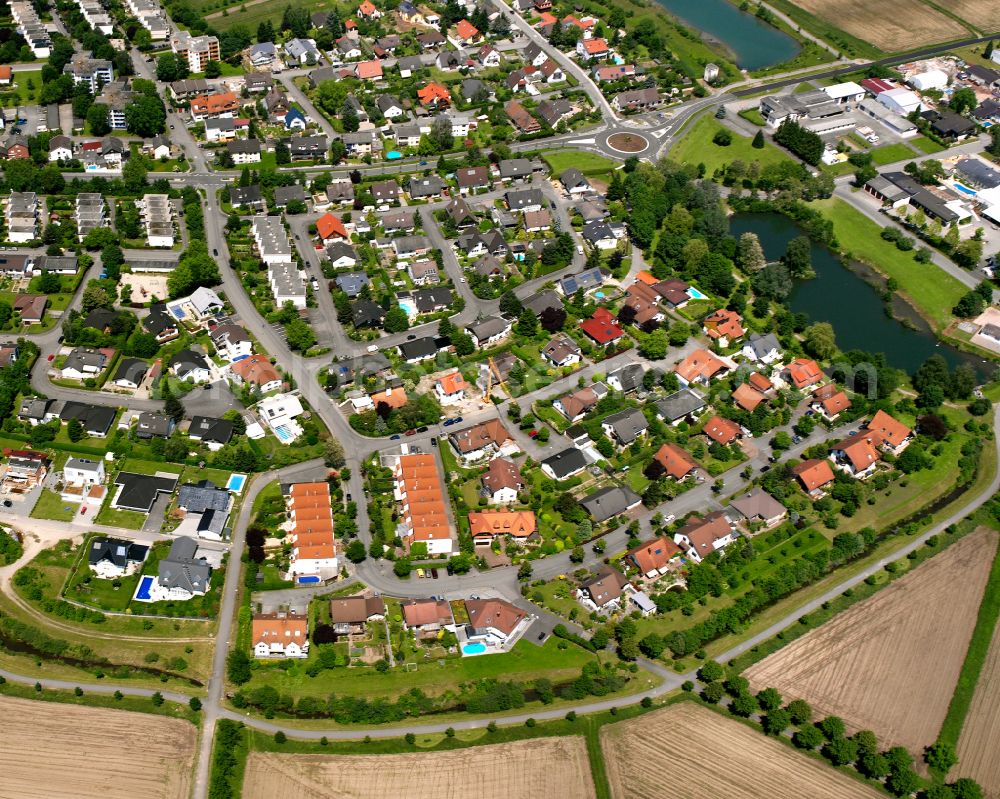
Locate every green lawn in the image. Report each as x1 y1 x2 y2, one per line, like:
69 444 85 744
121 458 184 476
95 503 146 530
811 197 967 331
670 115 791 175
12 69 42 103
911 135 947 154
870 142 917 166
244 638 600 701
30 489 77 522
542 151 618 183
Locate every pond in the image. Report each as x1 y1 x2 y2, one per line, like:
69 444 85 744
730 212 988 379
655 0 799 71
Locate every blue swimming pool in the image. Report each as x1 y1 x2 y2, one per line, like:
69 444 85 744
135 575 155 602
953 182 978 197
297 575 320 584
687 287 708 300
462 642 487 655
226 473 247 493
399 299 417 316
594 291 606 299
274 425 294 443
386 150 403 159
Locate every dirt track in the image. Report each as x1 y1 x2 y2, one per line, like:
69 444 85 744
242 737 597 799
0 694 196 799
601 702 883 799
746 529 998 756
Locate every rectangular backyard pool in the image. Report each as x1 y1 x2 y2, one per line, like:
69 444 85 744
226 473 247 493
133 575 155 602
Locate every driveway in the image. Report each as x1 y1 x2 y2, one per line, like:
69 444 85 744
184 380 243 418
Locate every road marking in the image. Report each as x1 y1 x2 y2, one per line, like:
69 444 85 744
567 138 596 145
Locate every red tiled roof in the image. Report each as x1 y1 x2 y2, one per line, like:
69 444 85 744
455 19 479 40
580 307 623 344
316 213 348 240
703 416 741 445
792 459 835 492
787 358 823 389
866 409 911 448
653 442 697 480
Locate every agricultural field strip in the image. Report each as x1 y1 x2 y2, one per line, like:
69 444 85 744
745 530 998 755
601 702 884 799
242 737 597 799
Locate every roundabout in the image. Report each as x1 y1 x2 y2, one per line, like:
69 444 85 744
605 131 651 154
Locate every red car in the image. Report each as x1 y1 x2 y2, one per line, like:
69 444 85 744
80 506 87 515
529 429 539 438
405 428 417 436
47 354 54 361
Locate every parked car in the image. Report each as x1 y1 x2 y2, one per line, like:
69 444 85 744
417 425 428 432
405 428 416 436
390 434 401 440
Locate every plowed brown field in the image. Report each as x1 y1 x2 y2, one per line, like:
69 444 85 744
746 529 998 755
242 737 597 799
788 0 967 50
952 598 1000 797
0 695 196 799
601 702 884 798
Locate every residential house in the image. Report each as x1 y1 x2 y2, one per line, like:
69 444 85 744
651 442 697 480
506 100 541 133
464 598 528 644
576 37 609 60
468 316 512 349
580 307 624 346
865 409 912 455
606 364 645 394
112 357 148 389
733 382 767 412
560 167 591 196
612 88 663 112
449 418 516 463
728 488 787 529
211 324 252 361
674 511 736 562
393 453 454 555
811 383 851 420
135 411 175 439
577 566 628 612
541 334 581 367
703 308 744 347
792 458 836 496
703 415 742 446
554 385 602 422
558 266 605 294
187 416 235 451
61 348 108 381
435 371 468 405
455 166 490 194
625 536 681 579
252 612 309 658
401 599 453 635
231 354 282 393
741 331 782 364
112 471 178 513
170 349 212 383
674 349 730 387
601 408 648 447
540 447 588 480
468 509 536 543
480 457 524 504
580 485 642 523
328 595 386 634
785 357 824 390
831 433 880 478
88 537 148 579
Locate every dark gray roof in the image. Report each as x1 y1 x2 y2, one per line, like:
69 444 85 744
602 408 647 444
469 316 510 343
170 349 210 377
352 299 385 328
230 185 263 206
745 331 781 358
580 485 641 522
505 188 543 210
413 286 452 313
408 175 446 197
143 304 177 336
399 337 438 361
113 358 148 387
188 416 234 445
59 401 115 435
607 363 644 392
522 289 562 316
113 471 178 512
136 411 174 438
334 270 368 297
541 447 588 480
656 389 706 421
273 184 307 205
559 267 605 294
729 487 786 522
88 537 148 569
178 480 230 513
157 536 211 594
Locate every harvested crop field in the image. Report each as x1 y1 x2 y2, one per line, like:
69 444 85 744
952 607 1000 796
601 702 883 798
788 0 968 51
0 695 196 799
242 737 596 799
937 0 996 31
746 529 998 756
